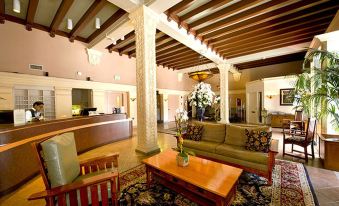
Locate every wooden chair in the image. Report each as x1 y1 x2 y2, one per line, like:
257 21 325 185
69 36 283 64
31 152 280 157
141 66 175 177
282 110 305 135
28 132 120 206
283 118 317 162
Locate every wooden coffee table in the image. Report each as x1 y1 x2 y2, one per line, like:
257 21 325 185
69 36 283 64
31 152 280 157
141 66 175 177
142 150 243 206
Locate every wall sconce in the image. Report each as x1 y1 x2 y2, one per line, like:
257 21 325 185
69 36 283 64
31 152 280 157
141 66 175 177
130 97 136 102
164 98 168 102
0 97 6 100
265 91 277 99
233 72 241 82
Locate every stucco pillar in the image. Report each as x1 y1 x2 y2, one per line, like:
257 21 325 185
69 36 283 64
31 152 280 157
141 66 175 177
218 64 230 123
129 6 160 154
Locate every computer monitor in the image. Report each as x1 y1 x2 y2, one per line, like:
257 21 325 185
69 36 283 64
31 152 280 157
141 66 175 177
81 108 97 116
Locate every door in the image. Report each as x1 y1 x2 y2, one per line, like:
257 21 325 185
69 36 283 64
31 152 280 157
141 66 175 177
248 92 258 124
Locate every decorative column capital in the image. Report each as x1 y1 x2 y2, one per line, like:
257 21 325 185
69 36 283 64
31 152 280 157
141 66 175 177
129 5 159 30
86 48 103 65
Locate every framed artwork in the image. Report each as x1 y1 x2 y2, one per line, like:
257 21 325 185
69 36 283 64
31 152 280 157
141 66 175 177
280 88 294 106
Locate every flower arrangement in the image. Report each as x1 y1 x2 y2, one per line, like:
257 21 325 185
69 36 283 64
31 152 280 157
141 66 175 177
188 82 215 108
214 95 221 104
174 108 189 166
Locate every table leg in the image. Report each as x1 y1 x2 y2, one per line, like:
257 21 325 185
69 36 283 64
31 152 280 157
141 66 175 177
146 166 151 188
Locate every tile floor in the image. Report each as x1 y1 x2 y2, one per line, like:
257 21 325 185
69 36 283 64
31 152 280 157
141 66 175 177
0 123 338 206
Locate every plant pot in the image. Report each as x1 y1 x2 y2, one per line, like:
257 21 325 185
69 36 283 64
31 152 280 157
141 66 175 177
176 153 189 167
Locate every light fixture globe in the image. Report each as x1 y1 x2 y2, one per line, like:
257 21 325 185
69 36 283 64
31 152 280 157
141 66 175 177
188 70 213 82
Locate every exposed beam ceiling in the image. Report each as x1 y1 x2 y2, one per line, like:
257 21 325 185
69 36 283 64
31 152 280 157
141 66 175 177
25 0 39 31
49 0 75 37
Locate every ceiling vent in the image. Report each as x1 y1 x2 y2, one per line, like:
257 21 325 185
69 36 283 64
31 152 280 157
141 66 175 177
29 64 43 71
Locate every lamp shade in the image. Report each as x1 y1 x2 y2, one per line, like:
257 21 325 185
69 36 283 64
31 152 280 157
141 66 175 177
67 18 73 30
13 0 20 13
188 71 213 82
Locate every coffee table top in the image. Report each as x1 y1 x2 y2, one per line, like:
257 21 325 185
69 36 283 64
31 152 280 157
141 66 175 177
142 150 243 197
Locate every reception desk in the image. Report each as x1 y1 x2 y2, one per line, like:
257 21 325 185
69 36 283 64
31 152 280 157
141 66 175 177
0 114 132 196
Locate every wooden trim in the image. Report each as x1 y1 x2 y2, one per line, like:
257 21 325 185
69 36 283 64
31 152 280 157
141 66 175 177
69 0 107 42
156 39 181 52
49 0 75 37
162 57 209 68
157 45 190 57
158 53 201 65
87 8 126 43
107 31 134 51
25 0 39 31
157 51 199 62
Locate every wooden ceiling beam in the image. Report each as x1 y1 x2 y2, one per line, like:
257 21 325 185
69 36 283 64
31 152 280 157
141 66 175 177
203 0 335 41
156 44 188 57
107 31 135 52
156 39 181 52
174 59 213 70
157 53 200 64
166 0 195 16
224 37 314 59
190 0 263 30
196 0 305 36
157 49 193 60
234 52 306 70
87 8 126 43
180 0 232 22
0 0 4 24
157 51 199 62
159 55 204 66
49 0 74 37
118 41 135 55
167 58 211 68
124 34 170 56
26 0 39 31
220 28 326 55
215 23 329 52
210 12 335 48
69 0 107 42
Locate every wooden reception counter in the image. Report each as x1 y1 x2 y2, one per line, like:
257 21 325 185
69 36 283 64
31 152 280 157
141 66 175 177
0 114 132 196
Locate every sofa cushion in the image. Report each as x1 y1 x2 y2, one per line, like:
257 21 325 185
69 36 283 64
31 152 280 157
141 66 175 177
183 139 220 153
245 129 272 152
225 124 270 147
186 124 204 141
195 122 226 143
215 144 268 165
41 132 80 187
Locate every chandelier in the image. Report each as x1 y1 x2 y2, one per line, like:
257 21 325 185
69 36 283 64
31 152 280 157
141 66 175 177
188 55 213 82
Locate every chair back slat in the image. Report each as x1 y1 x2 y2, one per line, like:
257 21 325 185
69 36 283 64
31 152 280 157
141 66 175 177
306 118 317 142
80 187 89 205
69 190 78 206
295 110 303 121
90 185 100 206
57 194 66 206
100 183 109 206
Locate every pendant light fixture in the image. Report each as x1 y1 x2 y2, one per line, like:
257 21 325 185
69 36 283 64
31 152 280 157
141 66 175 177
13 0 21 13
95 17 101 29
67 18 73 30
188 55 213 82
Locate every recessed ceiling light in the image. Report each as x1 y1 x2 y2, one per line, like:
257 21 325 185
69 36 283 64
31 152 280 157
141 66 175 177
67 18 73 30
95 17 100 29
13 0 20 13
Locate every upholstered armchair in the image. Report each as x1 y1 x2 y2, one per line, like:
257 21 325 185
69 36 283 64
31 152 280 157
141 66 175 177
28 132 120 206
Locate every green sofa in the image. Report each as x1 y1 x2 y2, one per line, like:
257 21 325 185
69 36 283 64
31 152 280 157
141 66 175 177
182 122 279 184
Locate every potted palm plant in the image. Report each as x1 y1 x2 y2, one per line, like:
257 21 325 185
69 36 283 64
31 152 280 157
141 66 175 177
294 49 339 131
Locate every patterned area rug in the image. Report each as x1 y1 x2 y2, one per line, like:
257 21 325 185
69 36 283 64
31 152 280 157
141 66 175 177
118 160 318 206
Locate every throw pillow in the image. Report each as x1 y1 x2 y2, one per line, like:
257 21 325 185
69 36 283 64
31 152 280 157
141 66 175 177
245 129 272 152
186 125 204 141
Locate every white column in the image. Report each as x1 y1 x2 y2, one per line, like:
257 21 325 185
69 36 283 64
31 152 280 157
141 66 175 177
218 64 231 123
129 6 160 154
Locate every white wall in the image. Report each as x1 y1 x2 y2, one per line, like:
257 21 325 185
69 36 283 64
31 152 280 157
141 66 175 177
263 77 296 114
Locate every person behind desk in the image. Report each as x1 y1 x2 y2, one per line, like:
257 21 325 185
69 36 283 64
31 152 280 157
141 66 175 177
26 101 44 122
